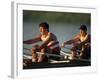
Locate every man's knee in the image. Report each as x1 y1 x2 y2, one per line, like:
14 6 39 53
41 48 46 53
31 45 40 53
31 48 36 53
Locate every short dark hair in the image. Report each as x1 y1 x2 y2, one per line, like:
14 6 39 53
79 24 87 31
39 22 49 31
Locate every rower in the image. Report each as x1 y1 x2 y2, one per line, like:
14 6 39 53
24 22 61 63
61 25 91 60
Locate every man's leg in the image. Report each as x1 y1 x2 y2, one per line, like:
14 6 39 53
71 43 80 59
37 48 48 62
31 48 38 62
71 51 78 59
80 44 91 59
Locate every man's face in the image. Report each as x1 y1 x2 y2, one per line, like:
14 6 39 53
79 29 86 36
39 26 46 35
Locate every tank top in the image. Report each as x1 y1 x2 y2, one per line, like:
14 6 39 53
80 34 88 42
41 34 60 53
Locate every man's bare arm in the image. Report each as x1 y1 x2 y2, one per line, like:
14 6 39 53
65 35 80 44
23 35 41 44
61 35 80 47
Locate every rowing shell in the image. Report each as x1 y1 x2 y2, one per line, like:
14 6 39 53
23 50 90 63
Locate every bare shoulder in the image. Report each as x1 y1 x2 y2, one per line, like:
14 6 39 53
48 32 52 35
48 32 57 40
48 32 53 36
88 34 91 37
87 34 91 40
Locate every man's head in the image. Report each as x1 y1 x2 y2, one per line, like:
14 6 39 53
79 25 87 36
39 22 49 35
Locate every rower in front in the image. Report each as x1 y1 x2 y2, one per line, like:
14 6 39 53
24 22 61 62
61 25 91 60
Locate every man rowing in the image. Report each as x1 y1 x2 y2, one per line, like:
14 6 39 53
24 22 61 62
61 25 91 60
